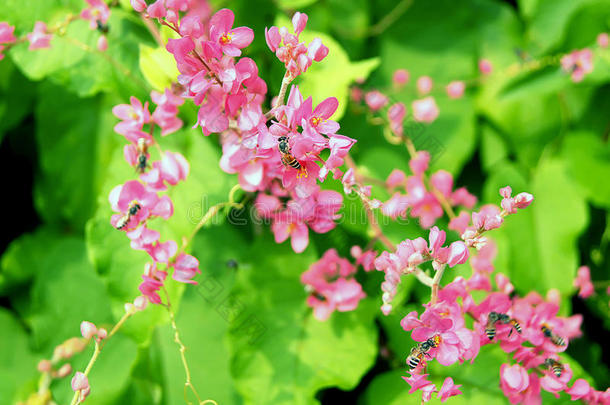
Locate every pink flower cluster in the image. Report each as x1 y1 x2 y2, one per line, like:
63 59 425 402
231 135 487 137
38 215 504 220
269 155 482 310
265 12 329 79
374 151 477 228
300 249 366 320
399 246 610 403
561 49 594 82
375 226 469 314
80 0 110 51
0 22 17 60
110 90 201 304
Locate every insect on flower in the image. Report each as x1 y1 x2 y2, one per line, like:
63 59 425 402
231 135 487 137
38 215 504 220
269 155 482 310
278 136 307 178
543 358 564 378
115 200 141 230
406 335 441 370
541 323 566 346
135 138 149 174
485 312 522 340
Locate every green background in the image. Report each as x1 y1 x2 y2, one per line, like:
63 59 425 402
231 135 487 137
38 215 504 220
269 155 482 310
0 0 609 403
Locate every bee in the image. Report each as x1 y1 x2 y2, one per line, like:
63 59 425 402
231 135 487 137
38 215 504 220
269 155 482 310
543 358 564 378
278 136 307 177
485 312 522 340
406 335 441 370
135 138 149 174
115 200 141 230
541 323 566 346
96 20 109 34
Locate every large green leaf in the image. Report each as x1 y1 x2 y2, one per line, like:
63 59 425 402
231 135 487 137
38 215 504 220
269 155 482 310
228 233 378 404
3 3 152 97
0 308 39 403
483 158 589 295
0 58 36 142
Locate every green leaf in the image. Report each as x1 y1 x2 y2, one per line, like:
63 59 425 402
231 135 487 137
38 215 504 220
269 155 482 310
0 58 36 142
562 131 610 208
483 158 589 295
0 308 39 403
139 44 180 92
274 15 379 121
228 233 378 404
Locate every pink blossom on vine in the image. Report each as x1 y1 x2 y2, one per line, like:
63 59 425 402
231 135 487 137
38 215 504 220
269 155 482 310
412 97 439 123
80 321 97 340
149 240 178 263
172 253 201 284
0 22 17 43
449 211 470 234
364 90 388 111
81 0 110 30
112 97 151 140
574 266 594 298
301 249 365 320
97 35 108 51
208 9 254 57
392 68 409 87
151 88 185 135
446 81 465 99
382 192 409 219
388 102 406 136
561 49 593 82
139 263 166 304
109 180 173 230
437 377 462 402
264 12 327 77
403 372 434 393
409 151 430 175
27 22 52 50
130 0 147 12
351 246 376 271
566 379 592 401
147 0 167 18
71 372 90 401
140 151 189 191
416 76 433 95
479 58 493 75
598 32 609 48
500 363 530 403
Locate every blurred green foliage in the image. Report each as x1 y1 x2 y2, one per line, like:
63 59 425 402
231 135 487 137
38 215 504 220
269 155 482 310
0 0 609 404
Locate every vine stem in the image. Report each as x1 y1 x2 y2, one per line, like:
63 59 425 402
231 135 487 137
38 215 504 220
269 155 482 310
344 154 434 287
162 287 218 405
265 70 293 120
181 184 244 251
69 311 132 405
430 265 446 305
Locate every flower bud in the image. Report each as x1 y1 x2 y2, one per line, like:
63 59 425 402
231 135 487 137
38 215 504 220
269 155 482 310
38 359 52 373
71 372 89 391
58 363 72 378
80 321 97 340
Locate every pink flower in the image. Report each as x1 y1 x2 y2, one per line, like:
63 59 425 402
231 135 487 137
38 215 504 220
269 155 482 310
301 249 365 320
449 211 470 234
412 97 439 123
139 263 167 304
388 102 406 136
80 321 97 340
172 253 201 284
27 22 52 50
598 32 609 48
80 0 110 30
71 371 89 391
447 241 469 267
151 88 184 136
130 0 147 12
0 22 17 44
382 192 409 219
147 0 167 18
561 49 594 82
566 379 592 401
386 169 407 188
364 90 388 111
437 377 462 402
141 151 189 191
479 59 493 75
416 76 433 95
574 265 594 298
209 8 254 57
148 240 178 263
112 97 151 140
500 363 529 403
409 151 430 176
97 35 108 51
109 180 173 230
393 69 409 87
446 81 465 99
403 372 435 393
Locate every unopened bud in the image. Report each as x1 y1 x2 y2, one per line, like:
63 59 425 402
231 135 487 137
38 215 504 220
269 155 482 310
80 321 97 340
58 363 72 378
38 359 52 373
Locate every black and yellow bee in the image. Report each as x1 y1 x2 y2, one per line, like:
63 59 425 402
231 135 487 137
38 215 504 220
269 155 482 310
136 138 149 174
278 136 302 170
543 358 564 378
485 312 522 340
115 201 141 230
406 335 441 370
96 20 109 34
541 323 566 346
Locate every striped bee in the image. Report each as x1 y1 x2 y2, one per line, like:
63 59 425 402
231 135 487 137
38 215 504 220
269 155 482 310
406 335 441 370
543 358 564 378
485 312 522 340
277 136 307 178
135 138 149 174
541 323 566 346
115 200 141 230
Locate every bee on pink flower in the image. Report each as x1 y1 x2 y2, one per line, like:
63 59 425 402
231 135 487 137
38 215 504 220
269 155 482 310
109 180 173 231
80 0 110 31
561 48 594 82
